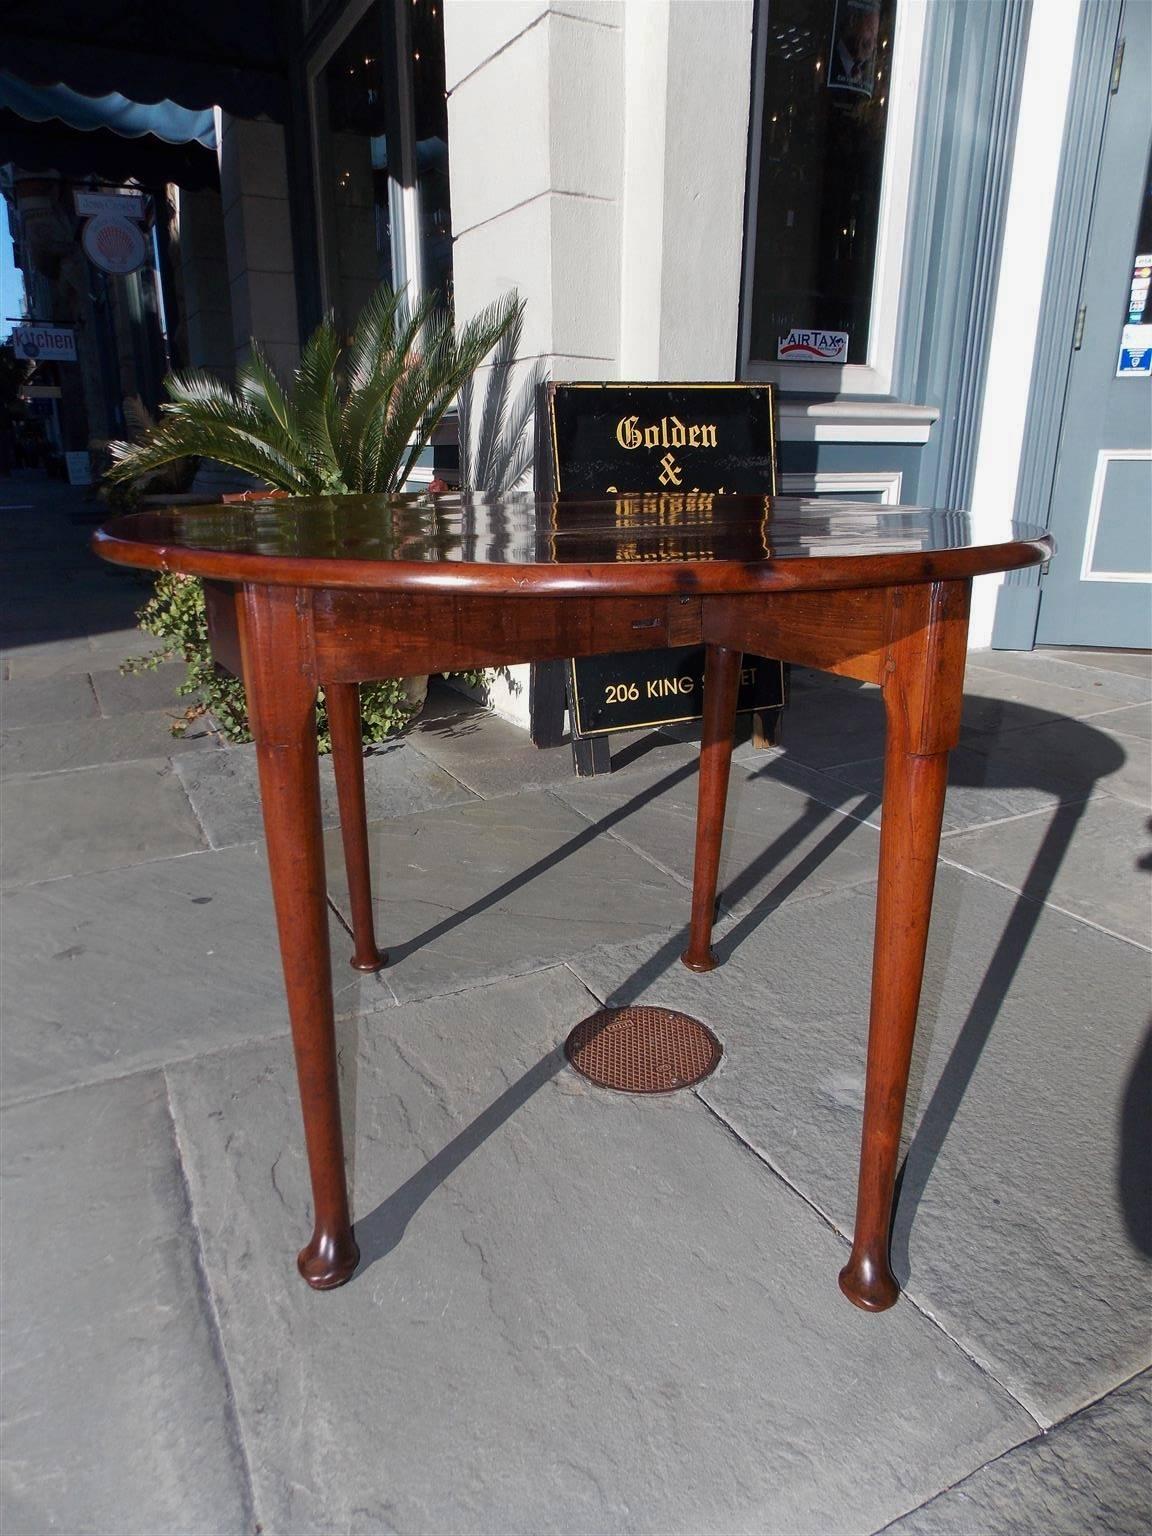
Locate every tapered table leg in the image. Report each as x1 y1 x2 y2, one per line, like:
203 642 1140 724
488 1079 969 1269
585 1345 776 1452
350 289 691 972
838 747 949 1310
838 580 969 1311
327 680 388 972
682 643 742 972
243 587 359 1290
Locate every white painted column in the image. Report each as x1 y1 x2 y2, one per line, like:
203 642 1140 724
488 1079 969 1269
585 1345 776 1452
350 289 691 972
656 0 754 378
965 0 1081 647
618 0 754 379
446 1 625 383
443 0 757 725
446 0 625 725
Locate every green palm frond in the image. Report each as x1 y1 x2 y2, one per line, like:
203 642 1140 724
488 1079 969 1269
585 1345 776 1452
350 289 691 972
294 324 346 492
343 284 409 396
341 295 432 489
458 300 543 494
237 342 299 444
108 419 313 493
105 283 525 499
470 305 521 489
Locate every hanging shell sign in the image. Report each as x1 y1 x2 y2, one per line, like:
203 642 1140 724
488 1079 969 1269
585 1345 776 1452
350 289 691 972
81 213 148 275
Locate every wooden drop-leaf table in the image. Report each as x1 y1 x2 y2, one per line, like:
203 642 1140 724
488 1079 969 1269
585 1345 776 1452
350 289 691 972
93 494 1052 1311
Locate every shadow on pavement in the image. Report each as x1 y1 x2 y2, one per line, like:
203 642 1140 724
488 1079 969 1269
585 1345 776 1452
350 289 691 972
1 473 150 650
353 695 1145 1294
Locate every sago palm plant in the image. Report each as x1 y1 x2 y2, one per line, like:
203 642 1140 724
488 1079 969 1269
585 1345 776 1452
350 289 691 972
111 284 523 749
107 284 523 493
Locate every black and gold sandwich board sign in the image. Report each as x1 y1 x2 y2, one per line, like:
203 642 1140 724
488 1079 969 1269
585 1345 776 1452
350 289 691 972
545 383 785 767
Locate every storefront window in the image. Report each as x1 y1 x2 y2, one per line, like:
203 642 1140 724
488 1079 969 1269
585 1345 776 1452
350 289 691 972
312 0 451 331
744 0 897 368
411 0 452 308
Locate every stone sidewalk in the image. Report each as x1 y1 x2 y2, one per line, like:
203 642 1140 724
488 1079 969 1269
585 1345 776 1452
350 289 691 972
1 476 1149 1535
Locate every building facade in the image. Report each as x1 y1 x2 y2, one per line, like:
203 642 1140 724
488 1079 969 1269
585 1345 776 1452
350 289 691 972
3 0 1148 726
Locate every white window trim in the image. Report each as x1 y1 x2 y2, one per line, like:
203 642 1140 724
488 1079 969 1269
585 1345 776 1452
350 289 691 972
1080 450 1152 582
779 469 904 503
740 0 928 396
777 397 937 443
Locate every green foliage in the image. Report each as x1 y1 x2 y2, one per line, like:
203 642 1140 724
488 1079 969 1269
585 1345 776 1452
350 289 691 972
112 283 524 746
457 301 544 493
124 573 416 749
105 285 523 494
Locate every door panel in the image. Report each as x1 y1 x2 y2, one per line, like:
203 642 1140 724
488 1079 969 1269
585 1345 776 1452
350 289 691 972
1036 0 1152 648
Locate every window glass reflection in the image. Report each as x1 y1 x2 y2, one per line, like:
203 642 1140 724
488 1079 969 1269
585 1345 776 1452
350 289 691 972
314 0 453 327
747 0 897 366
411 0 453 309
317 4 396 332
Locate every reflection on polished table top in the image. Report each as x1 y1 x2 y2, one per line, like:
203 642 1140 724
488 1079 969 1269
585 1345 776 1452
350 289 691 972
91 493 1054 1311
93 492 1052 592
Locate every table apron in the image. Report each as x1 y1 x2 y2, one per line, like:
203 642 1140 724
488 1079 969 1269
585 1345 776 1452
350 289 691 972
209 582 971 730
304 584 931 686
310 589 708 679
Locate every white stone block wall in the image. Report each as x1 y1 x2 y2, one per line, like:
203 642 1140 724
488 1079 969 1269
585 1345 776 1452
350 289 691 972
172 188 233 377
444 0 755 724
216 112 302 382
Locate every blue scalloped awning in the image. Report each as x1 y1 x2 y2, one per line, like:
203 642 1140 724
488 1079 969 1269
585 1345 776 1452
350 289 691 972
0 72 216 149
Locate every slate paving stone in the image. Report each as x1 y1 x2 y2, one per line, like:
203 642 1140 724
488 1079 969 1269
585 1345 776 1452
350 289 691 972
957 663 1149 735
167 966 1032 1536
784 682 1148 832
407 679 693 796
0 1072 251 1535
84 623 162 667
880 1371 1152 1536
0 634 108 680
970 649 1152 705
174 736 479 849
90 658 189 716
941 795 1152 945
738 749 887 820
1 627 162 681
554 753 881 916
568 864 1152 1426
968 716 1150 809
325 790 692 1005
0 672 99 728
818 738 1108 834
747 682 888 769
0 841 371 1104
0 757 208 888
0 708 218 777
1042 648 1152 681
1085 700 1152 740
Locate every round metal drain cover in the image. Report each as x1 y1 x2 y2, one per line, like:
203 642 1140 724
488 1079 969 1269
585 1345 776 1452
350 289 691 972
564 1006 722 1094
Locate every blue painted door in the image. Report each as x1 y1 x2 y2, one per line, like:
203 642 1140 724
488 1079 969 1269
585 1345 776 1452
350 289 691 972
1037 1 1152 648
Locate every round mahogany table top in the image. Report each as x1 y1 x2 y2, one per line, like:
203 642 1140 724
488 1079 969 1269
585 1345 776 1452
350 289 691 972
93 493 1053 597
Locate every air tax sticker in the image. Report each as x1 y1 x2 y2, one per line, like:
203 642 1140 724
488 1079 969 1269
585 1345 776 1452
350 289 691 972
777 328 849 363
